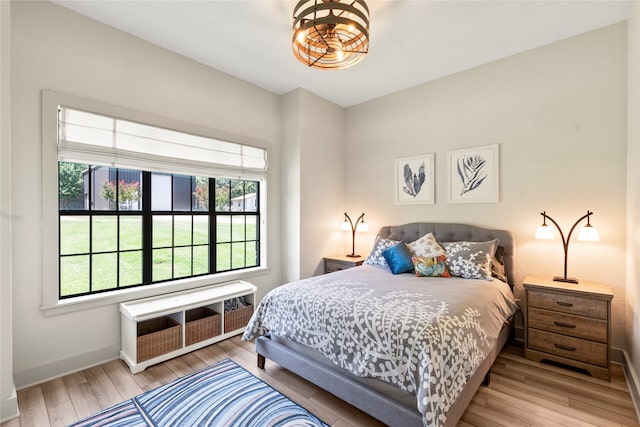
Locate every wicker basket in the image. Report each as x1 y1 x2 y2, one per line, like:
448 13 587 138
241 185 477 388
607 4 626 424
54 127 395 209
136 316 181 363
224 304 254 333
185 307 221 346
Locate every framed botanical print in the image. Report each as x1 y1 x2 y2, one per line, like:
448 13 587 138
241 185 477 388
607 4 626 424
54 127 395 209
395 153 435 205
447 144 499 203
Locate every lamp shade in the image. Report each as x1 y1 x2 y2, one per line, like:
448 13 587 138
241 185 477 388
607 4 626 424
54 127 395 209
578 224 600 241
356 222 368 232
340 220 351 231
535 224 555 240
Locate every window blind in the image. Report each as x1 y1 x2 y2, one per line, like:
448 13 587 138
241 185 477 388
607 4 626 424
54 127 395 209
57 107 267 177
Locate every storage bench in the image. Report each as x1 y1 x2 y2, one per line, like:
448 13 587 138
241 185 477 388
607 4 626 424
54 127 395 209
120 280 256 373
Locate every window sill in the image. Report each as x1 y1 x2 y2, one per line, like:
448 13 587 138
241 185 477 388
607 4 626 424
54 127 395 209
40 267 270 317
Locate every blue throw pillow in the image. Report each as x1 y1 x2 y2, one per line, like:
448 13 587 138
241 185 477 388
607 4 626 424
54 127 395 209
382 243 414 275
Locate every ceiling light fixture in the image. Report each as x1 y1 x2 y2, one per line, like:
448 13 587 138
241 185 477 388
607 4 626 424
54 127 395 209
292 0 370 70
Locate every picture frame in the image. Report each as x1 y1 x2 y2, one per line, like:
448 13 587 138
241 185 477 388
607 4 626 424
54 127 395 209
395 153 435 205
447 144 499 204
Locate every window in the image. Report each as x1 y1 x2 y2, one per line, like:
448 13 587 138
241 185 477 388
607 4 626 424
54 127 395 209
59 165 260 298
45 92 267 304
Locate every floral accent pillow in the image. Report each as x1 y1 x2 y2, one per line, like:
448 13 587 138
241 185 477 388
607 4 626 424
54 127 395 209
412 255 450 278
407 232 445 257
364 236 401 268
442 239 498 280
382 243 415 275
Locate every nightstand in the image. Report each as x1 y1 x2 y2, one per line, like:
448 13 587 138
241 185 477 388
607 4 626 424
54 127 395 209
523 275 613 380
323 255 364 274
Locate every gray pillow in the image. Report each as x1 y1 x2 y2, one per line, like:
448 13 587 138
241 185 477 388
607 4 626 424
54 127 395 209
364 236 400 268
442 239 498 280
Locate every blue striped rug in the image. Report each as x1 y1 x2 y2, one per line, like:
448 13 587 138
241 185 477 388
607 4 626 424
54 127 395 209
69 358 329 427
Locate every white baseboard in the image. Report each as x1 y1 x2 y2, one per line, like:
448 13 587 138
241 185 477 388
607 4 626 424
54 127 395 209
0 384 19 423
612 346 624 364
13 343 120 390
621 349 640 422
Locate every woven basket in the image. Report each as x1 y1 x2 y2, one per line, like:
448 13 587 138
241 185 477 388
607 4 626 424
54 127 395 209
185 307 221 346
136 316 181 363
224 304 253 333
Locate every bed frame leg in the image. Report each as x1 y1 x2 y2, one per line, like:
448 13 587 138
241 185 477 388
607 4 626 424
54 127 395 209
257 354 265 369
482 372 491 386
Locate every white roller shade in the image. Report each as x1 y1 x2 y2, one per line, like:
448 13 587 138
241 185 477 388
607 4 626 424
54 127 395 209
58 107 267 177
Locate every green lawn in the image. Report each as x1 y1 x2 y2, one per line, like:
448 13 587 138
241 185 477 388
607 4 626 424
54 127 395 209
59 216 257 297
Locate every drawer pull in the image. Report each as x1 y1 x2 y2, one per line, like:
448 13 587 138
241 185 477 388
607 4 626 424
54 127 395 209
553 321 577 329
554 343 576 351
556 301 574 307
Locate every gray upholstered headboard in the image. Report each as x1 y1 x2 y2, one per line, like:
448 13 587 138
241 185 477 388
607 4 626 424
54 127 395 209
377 223 516 287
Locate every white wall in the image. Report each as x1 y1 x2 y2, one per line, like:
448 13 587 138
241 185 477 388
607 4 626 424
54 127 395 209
281 90 302 282
298 90 345 277
626 0 640 392
281 89 346 280
345 24 628 348
10 1 283 388
0 0 18 422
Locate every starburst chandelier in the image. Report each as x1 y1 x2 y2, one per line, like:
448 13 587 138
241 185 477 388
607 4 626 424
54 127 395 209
292 0 370 70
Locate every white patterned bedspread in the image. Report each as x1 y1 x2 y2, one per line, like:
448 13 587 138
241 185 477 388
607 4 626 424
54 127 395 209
242 265 519 427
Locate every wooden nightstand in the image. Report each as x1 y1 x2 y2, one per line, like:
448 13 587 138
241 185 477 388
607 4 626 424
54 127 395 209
323 255 364 274
523 275 613 380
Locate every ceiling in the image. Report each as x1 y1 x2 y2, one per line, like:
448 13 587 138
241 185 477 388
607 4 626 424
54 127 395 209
52 0 631 107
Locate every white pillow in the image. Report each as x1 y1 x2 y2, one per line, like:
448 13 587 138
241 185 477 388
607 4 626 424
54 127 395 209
407 232 445 257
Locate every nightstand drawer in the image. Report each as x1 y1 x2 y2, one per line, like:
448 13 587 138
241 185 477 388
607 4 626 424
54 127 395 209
325 260 349 273
527 289 608 319
528 329 608 367
323 255 364 274
528 307 607 343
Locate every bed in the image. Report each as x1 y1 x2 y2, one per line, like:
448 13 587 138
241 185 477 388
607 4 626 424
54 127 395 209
242 223 519 427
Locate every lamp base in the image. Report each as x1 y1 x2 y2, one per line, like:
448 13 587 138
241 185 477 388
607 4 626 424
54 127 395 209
346 254 361 258
553 275 579 284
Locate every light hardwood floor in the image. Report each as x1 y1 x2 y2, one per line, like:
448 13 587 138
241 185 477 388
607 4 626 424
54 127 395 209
2 337 638 427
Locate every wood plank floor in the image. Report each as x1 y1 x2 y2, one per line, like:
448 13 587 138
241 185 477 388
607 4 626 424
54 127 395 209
2 337 638 427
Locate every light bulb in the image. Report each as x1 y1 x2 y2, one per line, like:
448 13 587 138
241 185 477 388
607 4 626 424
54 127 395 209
348 13 355 32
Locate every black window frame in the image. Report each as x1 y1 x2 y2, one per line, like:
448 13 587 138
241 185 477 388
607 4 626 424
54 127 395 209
58 164 261 299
